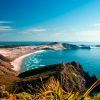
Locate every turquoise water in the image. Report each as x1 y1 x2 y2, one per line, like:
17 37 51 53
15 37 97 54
21 49 100 77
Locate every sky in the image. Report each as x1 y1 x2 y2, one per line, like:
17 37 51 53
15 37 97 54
0 0 100 42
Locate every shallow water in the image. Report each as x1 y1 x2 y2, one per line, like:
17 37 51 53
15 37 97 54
21 49 100 77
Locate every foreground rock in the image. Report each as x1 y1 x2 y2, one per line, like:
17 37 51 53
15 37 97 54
14 62 98 94
0 54 99 96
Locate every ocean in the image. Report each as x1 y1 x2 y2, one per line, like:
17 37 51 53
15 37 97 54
21 48 100 77
0 41 100 77
0 41 100 46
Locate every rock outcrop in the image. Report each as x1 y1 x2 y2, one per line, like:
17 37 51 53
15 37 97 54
17 62 86 93
0 54 98 94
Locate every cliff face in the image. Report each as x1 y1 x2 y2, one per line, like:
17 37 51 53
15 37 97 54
62 43 79 49
17 62 98 94
17 62 86 93
59 63 85 92
0 54 98 94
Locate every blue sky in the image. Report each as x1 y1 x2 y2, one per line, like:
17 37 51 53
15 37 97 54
0 0 100 42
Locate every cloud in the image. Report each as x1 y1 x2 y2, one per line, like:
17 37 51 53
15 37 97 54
0 26 15 31
55 32 65 35
0 21 12 24
75 30 100 34
31 28 47 32
93 23 100 26
22 28 47 34
0 20 15 31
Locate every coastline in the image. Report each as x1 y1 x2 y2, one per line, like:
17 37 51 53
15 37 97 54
10 50 45 72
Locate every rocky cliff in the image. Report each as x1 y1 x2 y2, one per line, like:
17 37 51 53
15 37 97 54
0 54 99 97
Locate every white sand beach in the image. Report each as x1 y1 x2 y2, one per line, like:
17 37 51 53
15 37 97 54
11 50 45 72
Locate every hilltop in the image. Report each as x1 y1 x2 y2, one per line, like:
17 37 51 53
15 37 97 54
0 54 99 99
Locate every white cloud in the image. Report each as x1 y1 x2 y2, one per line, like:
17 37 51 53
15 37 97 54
0 20 14 31
75 30 100 34
55 32 65 35
70 30 100 42
93 23 100 26
0 26 15 31
22 28 47 34
31 28 47 32
0 21 12 24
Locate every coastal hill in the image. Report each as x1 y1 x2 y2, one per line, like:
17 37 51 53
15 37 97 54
0 54 19 86
0 54 99 99
0 42 91 60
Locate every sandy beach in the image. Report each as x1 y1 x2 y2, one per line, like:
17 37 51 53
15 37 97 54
11 50 45 72
0 49 10 56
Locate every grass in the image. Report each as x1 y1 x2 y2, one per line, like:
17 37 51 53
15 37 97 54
83 79 100 97
0 78 100 100
0 60 99 100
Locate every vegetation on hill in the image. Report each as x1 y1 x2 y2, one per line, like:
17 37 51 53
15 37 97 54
0 54 11 62
0 55 100 100
0 54 19 88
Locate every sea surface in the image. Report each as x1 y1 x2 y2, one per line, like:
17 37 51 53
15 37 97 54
21 48 100 77
0 41 100 77
0 41 100 46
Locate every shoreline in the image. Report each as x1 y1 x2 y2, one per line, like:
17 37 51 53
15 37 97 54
10 50 45 72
